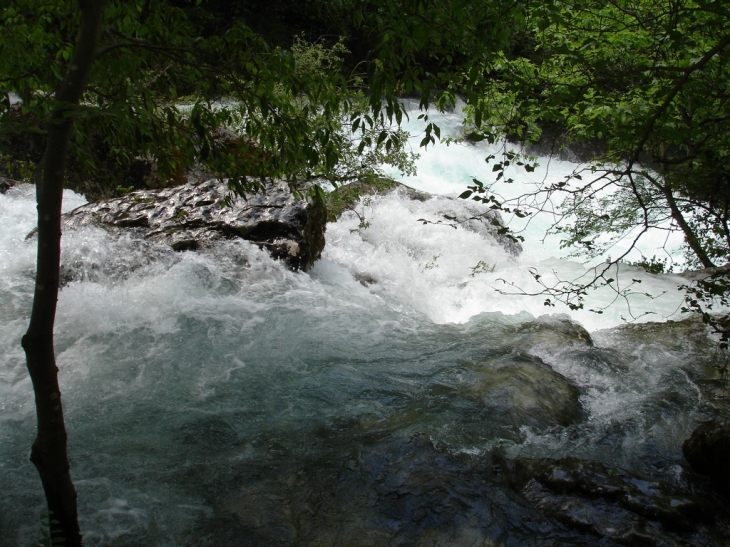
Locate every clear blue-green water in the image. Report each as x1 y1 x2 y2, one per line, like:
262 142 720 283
1 117 726 545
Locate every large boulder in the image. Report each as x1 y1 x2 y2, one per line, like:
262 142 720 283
61 178 326 271
471 353 585 430
683 419 730 496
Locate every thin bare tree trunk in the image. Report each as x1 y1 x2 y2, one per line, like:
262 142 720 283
659 184 716 269
21 1 106 545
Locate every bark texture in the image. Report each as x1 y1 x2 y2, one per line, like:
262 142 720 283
21 1 106 545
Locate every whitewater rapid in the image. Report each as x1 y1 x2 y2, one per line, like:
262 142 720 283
320 101 690 331
0 109 723 546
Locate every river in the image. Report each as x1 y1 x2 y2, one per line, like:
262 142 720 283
0 106 727 546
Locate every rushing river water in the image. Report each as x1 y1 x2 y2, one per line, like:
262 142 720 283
1 108 729 546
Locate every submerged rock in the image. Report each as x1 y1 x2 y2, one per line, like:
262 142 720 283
184 426 730 547
422 195 523 256
472 353 585 430
683 419 730 496
192 432 586 547
511 457 718 546
364 351 585 450
511 314 594 353
61 178 326 271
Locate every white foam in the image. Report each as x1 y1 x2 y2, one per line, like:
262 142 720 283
0 130 715 546
384 102 687 267
322 189 687 331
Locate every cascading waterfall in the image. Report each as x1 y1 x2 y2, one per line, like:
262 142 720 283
0 107 727 546
373 100 692 330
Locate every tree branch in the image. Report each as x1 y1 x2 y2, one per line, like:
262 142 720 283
628 35 730 168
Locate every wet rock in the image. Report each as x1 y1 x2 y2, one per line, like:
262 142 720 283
324 177 416 221
368 351 585 443
195 433 576 547
0 176 17 193
422 195 523 255
185 426 730 547
512 457 717 546
472 353 585 430
512 314 594 352
61 178 326 271
683 419 730 496
353 272 377 287
522 480 675 546
593 317 728 404
594 317 713 360
325 177 390 221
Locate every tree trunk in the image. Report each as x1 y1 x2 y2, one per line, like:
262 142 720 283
659 184 716 269
21 1 106 545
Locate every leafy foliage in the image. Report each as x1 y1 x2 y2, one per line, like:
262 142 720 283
0 0 417 201
443 0 730 336
37 511 64 547
350 0 528 150
628 255 675 275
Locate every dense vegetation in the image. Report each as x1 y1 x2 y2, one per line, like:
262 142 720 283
1 0 729 544
462 0 730 342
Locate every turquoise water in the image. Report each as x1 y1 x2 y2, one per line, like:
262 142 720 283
0 139 722 545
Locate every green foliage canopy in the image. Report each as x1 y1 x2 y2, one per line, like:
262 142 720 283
446 0 730 341
0 0 416 199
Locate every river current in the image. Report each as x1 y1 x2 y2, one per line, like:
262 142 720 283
0 108 727 546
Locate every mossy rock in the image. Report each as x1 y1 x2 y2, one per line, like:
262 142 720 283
325 177 409 222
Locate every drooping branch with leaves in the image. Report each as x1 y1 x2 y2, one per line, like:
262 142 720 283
445 0 730 343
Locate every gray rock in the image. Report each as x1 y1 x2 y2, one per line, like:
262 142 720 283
419 193 523 256
510 314 594 352
683 419 730 496
184 428 729 547
513 457 717 546
61 178 326 271
0 176 18 194
366 352 585 448
193 432 571 547
472 353 585 430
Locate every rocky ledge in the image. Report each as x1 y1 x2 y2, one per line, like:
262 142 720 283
62 178 326 271
510 456 721 547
